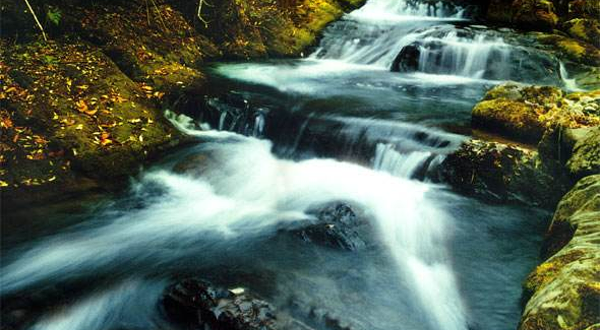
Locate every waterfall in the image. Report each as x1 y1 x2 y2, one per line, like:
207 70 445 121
415 32 512 79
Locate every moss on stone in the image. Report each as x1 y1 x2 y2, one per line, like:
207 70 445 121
519 175 600 330
564 19 600 48
473 83 600 145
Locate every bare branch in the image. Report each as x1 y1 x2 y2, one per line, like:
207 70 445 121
197 0 209 28
23 0 48 41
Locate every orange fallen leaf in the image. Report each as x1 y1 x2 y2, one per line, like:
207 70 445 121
76 100 88 113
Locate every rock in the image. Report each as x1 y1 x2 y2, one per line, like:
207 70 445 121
487 0 559 31
439 138 570 208
291 202 373 251
535 33 600 67
519 175 600 330
568 0 600 20
566 126 600 178
472 84 563 143
573 66 600 90
563 18 600 48
162 278 278 330
472 83 600 144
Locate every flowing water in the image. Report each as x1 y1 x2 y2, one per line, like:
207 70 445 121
1 1 556 330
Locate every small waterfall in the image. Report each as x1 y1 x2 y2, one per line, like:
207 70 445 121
373 143 432 178
559 62 582 92
349 0 465 21
416 32 511 79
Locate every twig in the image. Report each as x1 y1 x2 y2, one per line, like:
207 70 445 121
23 0 48 41
149 0 169 31
197 0 209 28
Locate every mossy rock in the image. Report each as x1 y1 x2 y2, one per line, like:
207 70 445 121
439 138 570 209
567 126 600 179
487 0 559 31
563 18 600 48
473 83 600 144
472 84 563 143
574 67 600 90
520 174 600 330
535 33 600 67
568 0 600 20
1 39 181 197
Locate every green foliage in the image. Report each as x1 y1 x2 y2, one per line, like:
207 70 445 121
42 55 58 65
46 6 62 26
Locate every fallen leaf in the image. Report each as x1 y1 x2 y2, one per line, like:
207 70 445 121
76 100 88 113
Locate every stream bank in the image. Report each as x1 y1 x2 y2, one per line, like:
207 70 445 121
0 0 365 209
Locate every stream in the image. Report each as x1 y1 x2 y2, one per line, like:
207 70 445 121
1 1 560 330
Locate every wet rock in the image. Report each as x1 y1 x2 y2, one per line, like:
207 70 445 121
472 83 600 144
291 203 373 251
519 174 600 330
573 66 600 90
439 139 570 209
534 33 600 67
162 278 278 330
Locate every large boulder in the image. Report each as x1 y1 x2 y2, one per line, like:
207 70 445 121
472 84 600 144
487 0 559 31
534 33 600 67
519 174 600 330
568 0 600 20
566 126 600 178
438 138 570 209
563 18 600 48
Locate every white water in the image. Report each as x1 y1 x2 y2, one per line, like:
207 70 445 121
2 113 467 330
30 280 167 330
416 32 511 79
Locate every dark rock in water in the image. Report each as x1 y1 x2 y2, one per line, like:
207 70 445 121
291 203 373 251
390 44 420 73
439 139 571 209
162 278 278 330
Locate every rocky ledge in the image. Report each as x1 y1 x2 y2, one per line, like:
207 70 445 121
441 83 599 208
520 174 600 330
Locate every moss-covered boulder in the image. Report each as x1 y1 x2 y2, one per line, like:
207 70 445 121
563 19 600 48
568 0 600 20
472 83 600 144
439 138 570 208
487 0 559 31
535 33 600 67
519 174 600 330
566 126 600 178
168 0 365 58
